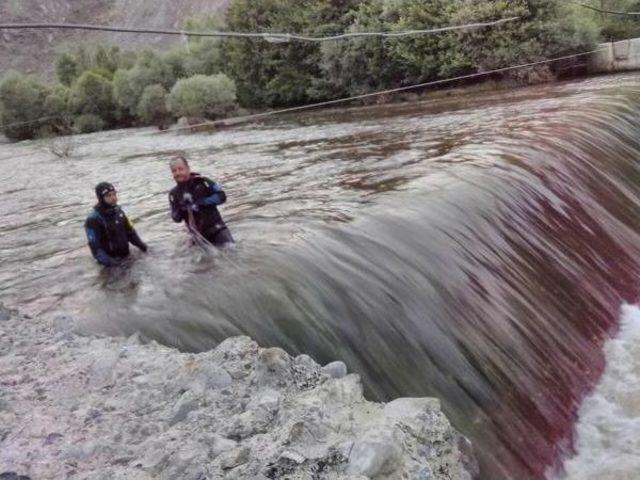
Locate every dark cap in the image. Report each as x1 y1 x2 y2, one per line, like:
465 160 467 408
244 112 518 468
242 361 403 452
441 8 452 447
95 182 116 201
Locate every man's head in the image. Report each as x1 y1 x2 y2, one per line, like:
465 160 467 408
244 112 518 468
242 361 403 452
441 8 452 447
170 156 191 184
95 182 117 206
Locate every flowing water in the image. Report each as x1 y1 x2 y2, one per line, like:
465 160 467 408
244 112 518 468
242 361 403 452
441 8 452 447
2 73 640 479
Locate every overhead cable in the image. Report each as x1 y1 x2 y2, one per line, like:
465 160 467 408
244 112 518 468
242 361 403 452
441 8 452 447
570 1 640 16
157 47 608 135
0 17 520 42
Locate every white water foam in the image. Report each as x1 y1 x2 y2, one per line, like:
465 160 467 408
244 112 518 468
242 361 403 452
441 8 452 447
559 304 640 480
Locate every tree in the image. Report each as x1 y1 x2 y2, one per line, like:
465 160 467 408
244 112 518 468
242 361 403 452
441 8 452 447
44 84 72 133
585 0 640 40
223 0 318 107
74 114 106 134
183 39 225 76
55 53 80 87
94 44 121 74
446 0 599 82
168 74 237 119
0 72 51 140
317 1 403 97
68 71 116 126
113 50 177 117
137 84 171 125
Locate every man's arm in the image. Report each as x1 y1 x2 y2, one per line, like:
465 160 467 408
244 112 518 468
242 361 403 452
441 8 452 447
169 192 184 223
124 214 148 252
85 216 119 266
196 178 227 207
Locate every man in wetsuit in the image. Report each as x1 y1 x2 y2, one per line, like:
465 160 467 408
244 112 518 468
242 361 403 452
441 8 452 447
168 156 233 247
84 182 148 266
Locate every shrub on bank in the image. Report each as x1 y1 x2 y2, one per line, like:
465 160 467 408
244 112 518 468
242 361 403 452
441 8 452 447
74 114 106 133
137 84 171 126
0 72 51 141
113 50 177 118
68 71 116 126
168 74 237 119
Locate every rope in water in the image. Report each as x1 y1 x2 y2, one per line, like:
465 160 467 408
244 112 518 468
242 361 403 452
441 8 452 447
153 47 608 135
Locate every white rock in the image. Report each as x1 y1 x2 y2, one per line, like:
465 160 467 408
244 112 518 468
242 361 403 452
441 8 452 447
1 311 473 480
213 336 257 361
255 347 291 387
384 397 441 421
88 350 119 388
322 361 348 379
294 354 316 367
347 428 403 477
210 435 237 458
279 450 307 464
206 365 233 389
318 374 363 405
248 388 281 413
219 446 251 470
52 314 76 332
170 391 200 426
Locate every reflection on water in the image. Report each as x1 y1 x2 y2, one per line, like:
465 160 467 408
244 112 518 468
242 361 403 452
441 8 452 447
2 74 640 478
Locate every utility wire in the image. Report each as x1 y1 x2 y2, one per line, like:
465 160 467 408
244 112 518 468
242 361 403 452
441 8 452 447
0 16 520 42
0 115 62 130
570 1 640 16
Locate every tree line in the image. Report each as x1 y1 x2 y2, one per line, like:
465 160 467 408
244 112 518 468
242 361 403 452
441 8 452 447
0 0 634 141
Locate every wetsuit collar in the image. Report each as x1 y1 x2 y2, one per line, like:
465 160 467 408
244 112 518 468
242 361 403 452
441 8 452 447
95 203 118 215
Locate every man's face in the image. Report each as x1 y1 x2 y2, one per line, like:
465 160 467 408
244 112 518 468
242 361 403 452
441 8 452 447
103 190 118 206
170 159 191 184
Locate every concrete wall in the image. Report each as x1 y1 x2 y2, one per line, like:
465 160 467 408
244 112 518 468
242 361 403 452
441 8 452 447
588 38 640 73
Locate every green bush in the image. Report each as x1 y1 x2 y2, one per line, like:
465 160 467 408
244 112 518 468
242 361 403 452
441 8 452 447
162 48 188 80
68 71 116 124
183 39 224 76
0 72 51 140
223 0 356 107
43 84 72 133
55 53 80 87
113 50 176 117
222 0 600 106
137 84 170 125
168 74 237 119
74 114 106 133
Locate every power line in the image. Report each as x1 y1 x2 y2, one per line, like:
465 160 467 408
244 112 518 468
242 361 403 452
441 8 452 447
0 17 520 42
0 115 62 130
157 47 608 135
571 1 640 16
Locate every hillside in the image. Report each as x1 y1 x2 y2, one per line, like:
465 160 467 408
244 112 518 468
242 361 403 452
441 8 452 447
0 0 230 76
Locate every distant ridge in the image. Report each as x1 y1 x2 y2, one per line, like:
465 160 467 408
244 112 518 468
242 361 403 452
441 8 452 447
0 0 230 76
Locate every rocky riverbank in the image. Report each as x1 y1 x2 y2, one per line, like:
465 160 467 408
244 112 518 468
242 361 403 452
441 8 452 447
0 304 475 479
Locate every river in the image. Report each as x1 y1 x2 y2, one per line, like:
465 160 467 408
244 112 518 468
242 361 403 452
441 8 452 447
2 73 640 479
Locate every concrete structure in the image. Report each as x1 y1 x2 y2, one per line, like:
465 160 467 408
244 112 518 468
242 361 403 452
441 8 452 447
588 38 640 74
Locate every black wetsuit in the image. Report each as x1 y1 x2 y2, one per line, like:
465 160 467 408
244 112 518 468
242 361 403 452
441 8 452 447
169 173 233 246
84 204 147 266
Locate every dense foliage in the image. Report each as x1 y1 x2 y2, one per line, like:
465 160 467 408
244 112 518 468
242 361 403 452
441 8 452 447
3 0 635 140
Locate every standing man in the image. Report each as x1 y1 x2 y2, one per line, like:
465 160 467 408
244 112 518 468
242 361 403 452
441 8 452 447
168 155 234 247
84 182 148 266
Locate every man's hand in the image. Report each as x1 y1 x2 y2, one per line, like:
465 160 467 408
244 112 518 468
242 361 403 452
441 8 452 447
181 193 199 212
182 202 199 213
